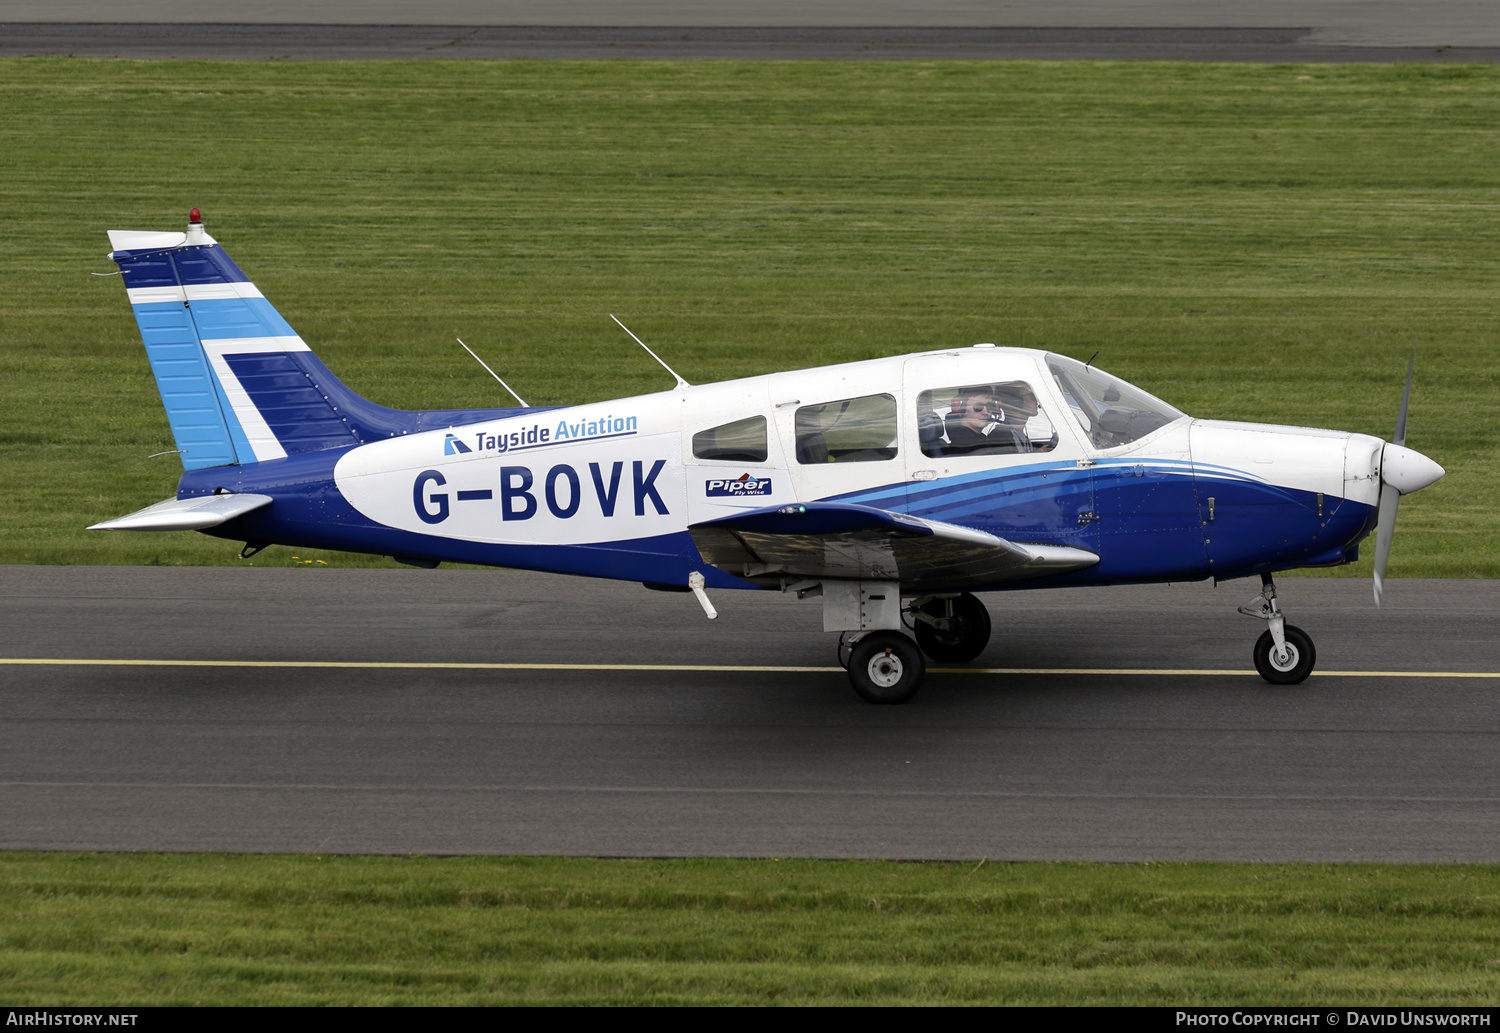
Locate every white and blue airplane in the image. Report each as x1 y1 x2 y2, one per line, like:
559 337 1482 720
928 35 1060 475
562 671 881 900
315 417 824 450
94 211 1445 703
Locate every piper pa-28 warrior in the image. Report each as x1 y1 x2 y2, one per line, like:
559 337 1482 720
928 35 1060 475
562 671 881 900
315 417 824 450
94 211 1446 703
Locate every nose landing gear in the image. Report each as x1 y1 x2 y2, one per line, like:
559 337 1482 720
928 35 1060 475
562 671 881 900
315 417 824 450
1239 573 1317 684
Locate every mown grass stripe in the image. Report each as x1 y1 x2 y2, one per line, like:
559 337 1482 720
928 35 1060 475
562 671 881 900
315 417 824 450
2 60 1497 575
4 853 1500 1004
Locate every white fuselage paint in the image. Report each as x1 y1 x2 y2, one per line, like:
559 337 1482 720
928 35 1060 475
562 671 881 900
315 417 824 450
334 347 1376 547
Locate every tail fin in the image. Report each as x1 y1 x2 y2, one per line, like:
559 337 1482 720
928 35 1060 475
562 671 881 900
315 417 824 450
109 210 538 470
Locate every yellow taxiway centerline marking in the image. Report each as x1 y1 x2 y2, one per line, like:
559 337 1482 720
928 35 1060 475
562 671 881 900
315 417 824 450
1 658 1497 678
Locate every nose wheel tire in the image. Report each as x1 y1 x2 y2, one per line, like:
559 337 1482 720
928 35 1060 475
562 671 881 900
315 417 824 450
1253 624 1316 685
847 632 925 704
912 593 992 664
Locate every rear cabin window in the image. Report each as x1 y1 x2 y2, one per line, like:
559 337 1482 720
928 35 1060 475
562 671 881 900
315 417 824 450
917 382 1057 458
692 415 768 463
795 394 897 464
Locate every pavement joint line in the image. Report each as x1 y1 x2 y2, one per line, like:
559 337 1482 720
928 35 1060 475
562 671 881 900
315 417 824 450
3 781 1499 802
2 658 1497 678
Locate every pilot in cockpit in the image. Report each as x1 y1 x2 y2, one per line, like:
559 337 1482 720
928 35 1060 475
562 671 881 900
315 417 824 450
943 387 1030 455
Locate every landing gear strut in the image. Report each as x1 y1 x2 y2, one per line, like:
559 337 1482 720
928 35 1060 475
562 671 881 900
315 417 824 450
908 593 992 664
815 581 926 704
1239 573 1316 684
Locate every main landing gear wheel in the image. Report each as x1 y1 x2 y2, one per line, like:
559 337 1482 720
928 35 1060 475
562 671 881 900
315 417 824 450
1254 624 1316 685
847 632 925 704
912 593 991 664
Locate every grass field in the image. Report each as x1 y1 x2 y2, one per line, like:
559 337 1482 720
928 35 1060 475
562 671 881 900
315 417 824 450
3 61 1498 1008
1 59 1497 574
4 853 1500 1005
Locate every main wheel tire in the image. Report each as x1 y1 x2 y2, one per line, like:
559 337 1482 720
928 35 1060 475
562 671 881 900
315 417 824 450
1253 624 1316 684
847 632 925 704
913 593 992 664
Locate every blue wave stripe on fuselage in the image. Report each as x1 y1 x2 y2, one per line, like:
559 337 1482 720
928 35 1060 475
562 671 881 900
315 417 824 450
833 460 1076 511
814 458 1372 584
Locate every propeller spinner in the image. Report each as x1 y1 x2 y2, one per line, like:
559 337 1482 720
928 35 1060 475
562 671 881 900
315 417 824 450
1372 350 1445 605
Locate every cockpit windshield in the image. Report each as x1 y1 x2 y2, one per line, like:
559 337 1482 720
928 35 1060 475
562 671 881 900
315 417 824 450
1046 354 1186 450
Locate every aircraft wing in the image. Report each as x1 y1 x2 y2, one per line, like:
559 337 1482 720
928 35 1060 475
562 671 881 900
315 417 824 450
689 502 1098 590
89 493 273 532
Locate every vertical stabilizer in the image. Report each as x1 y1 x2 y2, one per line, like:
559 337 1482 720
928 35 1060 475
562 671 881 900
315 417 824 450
110 210 556 470
109 208 361 470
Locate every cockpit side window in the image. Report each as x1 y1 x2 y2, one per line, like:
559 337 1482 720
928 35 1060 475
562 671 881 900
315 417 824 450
916 381 1057 458
795 393 897 464
1046 356 1185 450
692 415 768 463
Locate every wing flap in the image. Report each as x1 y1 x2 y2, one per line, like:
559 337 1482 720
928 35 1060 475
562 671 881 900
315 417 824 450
689 502 1098 589
89 493 273 532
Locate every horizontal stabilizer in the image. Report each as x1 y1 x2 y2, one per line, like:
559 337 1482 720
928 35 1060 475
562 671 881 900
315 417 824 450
689 502 1098 590
88 493 272 532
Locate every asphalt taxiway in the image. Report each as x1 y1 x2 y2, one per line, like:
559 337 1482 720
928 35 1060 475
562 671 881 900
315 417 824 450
4 2 1496 860
3 566 1496 860
4 1 1499 61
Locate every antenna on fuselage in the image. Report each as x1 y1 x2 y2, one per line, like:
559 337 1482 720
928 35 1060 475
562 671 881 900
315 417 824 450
611 314 691 389
456 338 529 407
1084 350 1100 368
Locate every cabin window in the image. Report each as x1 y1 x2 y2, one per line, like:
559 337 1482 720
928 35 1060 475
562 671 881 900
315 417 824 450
794 394 897 464
1046 356 1184 449
916 382 1056 458
692 415 768 463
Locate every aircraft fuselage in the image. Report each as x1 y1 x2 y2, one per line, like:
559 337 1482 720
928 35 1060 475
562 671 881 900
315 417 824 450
176 346 1380 591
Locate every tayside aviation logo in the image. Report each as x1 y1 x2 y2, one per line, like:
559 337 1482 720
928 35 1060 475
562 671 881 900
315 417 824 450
707 474 772 497
443 415 640 457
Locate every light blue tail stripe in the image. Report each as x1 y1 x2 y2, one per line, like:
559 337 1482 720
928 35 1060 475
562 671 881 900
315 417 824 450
131 297 298 341
132 304 241 469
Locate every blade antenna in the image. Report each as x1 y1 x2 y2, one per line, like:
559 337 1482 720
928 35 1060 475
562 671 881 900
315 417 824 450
611 314 690 389
456 338 529 408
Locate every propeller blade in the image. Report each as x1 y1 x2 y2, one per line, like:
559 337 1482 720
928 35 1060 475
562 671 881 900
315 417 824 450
1372 481 1399 607
1393 346 1414 448
1372 347 1442 606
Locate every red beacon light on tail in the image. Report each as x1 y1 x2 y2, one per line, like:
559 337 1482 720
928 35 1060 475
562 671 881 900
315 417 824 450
185 207 206 244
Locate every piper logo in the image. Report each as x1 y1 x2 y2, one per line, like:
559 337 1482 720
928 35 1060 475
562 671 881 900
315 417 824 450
443 434 473 456
706 474 772 497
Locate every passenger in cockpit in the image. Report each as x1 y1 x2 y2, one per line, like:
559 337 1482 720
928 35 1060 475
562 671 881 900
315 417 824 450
995 382 1057 452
